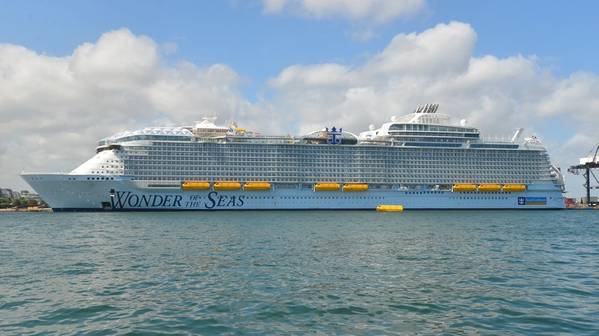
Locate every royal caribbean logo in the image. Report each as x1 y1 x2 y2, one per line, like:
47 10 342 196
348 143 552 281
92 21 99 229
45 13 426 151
326 126 342 145
518 196 547 206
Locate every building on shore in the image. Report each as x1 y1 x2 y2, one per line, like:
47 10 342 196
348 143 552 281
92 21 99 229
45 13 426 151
0 188 21 199
580 196 599 205
0 188 46 208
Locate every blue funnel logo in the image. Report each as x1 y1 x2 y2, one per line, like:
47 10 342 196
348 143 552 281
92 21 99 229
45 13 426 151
326 126 342 145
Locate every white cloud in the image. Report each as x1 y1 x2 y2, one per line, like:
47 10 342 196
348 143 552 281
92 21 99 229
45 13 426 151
0 29 266 189
267 22 544 133
270 63 354 88
348 28 378 42
262 0 426 23
538 72 599 119
269 22 485 133
70 30 159 89
367 21 476 78
263 0 287 13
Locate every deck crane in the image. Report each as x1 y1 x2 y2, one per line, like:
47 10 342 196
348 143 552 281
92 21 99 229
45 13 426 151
568 143 599 205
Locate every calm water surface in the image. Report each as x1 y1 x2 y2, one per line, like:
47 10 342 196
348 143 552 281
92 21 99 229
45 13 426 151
1 210 598 335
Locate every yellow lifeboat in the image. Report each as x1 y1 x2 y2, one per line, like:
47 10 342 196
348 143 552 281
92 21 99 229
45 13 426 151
213 181 241 191
181 181 210 190
342 183 368 192
452 184 477 192
477 184 502 192
243 181 271 191
314 183 341 191
376 204 404 212
502 184 527 192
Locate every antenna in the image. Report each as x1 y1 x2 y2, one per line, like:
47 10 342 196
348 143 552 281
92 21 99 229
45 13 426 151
511 128 524 143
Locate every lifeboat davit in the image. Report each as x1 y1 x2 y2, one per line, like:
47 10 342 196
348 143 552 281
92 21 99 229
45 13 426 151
181 181 210 190
342 183 368 192
452 184 477 192
243 182 271 191
314 183 341 191
213 181 242 191
477 184 502 192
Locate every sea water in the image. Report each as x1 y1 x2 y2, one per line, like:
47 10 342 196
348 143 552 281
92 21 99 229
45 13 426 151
1 210 598 335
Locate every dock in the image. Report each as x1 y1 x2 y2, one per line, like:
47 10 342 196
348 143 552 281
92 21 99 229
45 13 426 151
0 207 53 213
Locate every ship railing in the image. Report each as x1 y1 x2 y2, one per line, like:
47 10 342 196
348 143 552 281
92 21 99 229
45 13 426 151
478 136 516 143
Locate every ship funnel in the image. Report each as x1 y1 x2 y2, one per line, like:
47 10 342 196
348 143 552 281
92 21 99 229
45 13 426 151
414 103 440 113
511 128 524 143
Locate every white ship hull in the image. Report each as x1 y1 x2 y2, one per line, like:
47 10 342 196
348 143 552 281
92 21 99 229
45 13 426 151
22 174 565 211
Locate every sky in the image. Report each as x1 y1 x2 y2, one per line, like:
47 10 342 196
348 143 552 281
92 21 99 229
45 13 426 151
0 0 598 196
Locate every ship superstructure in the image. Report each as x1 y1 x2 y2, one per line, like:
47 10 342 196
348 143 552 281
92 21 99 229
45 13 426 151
22 104 565 210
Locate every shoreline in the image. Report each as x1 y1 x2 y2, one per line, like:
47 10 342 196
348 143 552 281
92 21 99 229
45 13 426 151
0 207 53 213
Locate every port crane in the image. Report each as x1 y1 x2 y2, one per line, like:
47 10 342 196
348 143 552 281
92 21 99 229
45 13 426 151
568 143 599 205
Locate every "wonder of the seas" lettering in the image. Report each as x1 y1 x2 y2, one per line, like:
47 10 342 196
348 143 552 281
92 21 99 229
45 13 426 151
110 191 245 210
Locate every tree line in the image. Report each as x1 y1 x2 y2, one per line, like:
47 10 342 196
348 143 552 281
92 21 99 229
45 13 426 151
0 197 48 208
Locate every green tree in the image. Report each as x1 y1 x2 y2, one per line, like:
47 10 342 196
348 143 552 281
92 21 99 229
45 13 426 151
0 197 10 208
11 197 28 208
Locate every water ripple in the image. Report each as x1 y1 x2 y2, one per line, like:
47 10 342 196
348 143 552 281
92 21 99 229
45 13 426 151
0 210 598 335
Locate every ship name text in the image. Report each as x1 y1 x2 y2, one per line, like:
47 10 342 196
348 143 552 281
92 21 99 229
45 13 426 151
110 191 245 209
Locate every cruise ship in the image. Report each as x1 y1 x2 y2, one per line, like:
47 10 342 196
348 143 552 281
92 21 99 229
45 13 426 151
21 104 566 211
